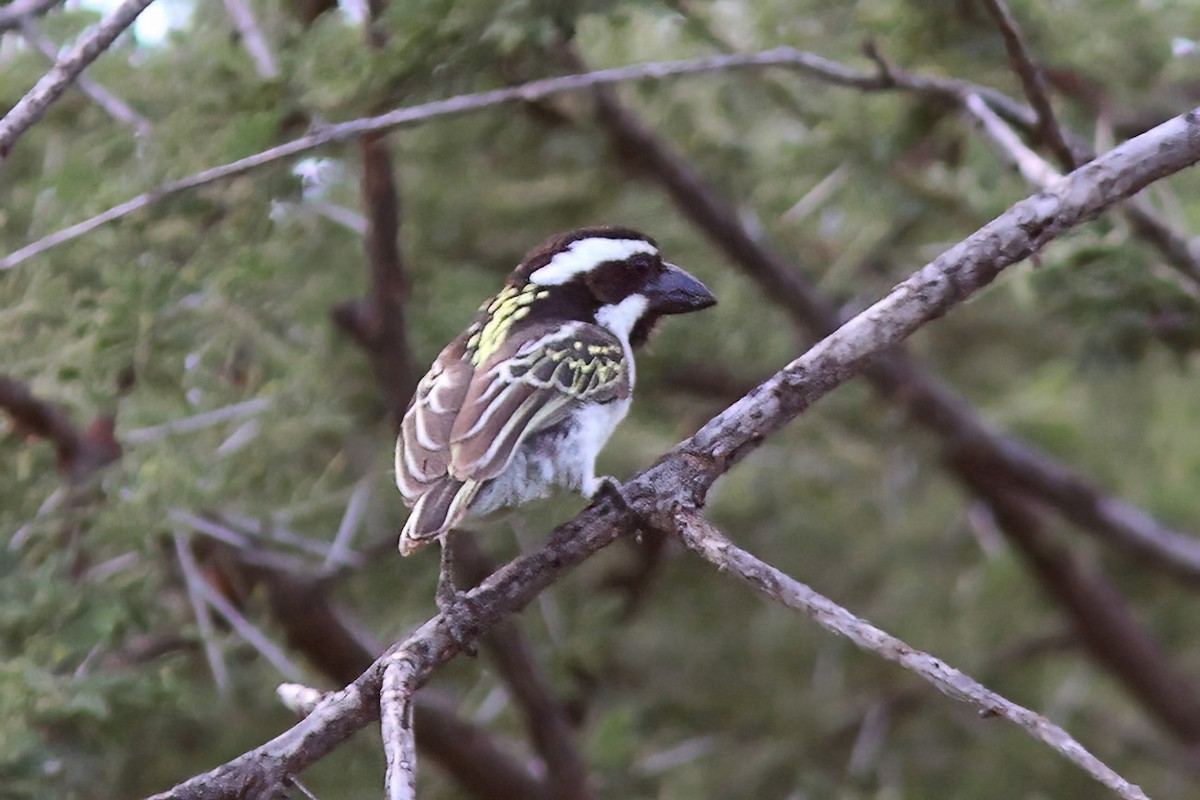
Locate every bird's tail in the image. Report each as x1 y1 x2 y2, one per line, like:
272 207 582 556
399 478 480 555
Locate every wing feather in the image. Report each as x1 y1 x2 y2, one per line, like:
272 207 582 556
395 335 472 503
448 322 629 481
396 321 629 550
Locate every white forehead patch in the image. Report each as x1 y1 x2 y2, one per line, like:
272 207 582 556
529 237 657 286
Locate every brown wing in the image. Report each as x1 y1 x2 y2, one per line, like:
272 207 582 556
448 322 629 482
395 334 473 505
396 321 629 553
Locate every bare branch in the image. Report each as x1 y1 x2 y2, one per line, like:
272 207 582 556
123 398 273 443
862 43 1200 291
253 559 549 800
584 75 1200 584
0 0 61 32
172 532 231 694
146 107 1200 798
381 655 419 800
0 0 156 160
964 92 1062 186
961 93 1200 292
19 18 151 136
980 0 1077 170
221 0 279 79
1 47 886 269
665 512 1148 800
330 133 417 424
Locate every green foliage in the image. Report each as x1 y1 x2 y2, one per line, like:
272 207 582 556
4 0 1200 798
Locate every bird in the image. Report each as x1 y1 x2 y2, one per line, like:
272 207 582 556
395 226 716 564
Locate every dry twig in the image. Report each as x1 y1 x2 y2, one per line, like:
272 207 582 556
19 18 151 136
666 512 1148 800
0 0 156 159
0 0 61 32
980 0 1078 170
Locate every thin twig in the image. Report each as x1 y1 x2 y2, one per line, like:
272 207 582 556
188 558 305 681
0 0 61 32
665 512 1148 800
147 105 1200 800
381 654 419 800
964 93 1061 186
0 47 883 269
326 479 370 567
980 0 1077 170
19 18 151 136
123 397 273 443
0 0 156 160
221 0 279 79
172 532 231 694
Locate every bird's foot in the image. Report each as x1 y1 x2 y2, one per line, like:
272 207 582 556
436 539 478 656
588 475 632 513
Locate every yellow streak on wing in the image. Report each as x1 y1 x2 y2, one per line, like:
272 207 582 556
470 284 545 367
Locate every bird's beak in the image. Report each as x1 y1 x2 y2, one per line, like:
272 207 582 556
644 263 717 315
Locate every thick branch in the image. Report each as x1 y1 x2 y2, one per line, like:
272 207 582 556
147 106 1199 799
0 0 155 160
381 655 419 800
587 80 1200 584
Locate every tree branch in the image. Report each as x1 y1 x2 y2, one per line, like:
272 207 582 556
220 0 279 79
146 107 1199 798
980 0 1078 171
583 71 1200 584
19 18 151 136
0 0 62 32
330 133 417 425
664 511 1147 800
381 654 419 800
0 0 156 160
0 47 909 270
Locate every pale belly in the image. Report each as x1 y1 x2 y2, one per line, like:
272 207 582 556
470 396 631 518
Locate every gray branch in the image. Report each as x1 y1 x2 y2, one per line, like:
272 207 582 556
381 654 418 800
19 18 151 136
0 0 61 32
666 511 1147 800
221 0 279 79
145 101 1199 800
0 0 156 160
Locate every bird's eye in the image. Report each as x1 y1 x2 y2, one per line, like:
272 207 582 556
630 254 655 274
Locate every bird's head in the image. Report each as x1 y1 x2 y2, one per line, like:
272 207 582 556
508 226 717 347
